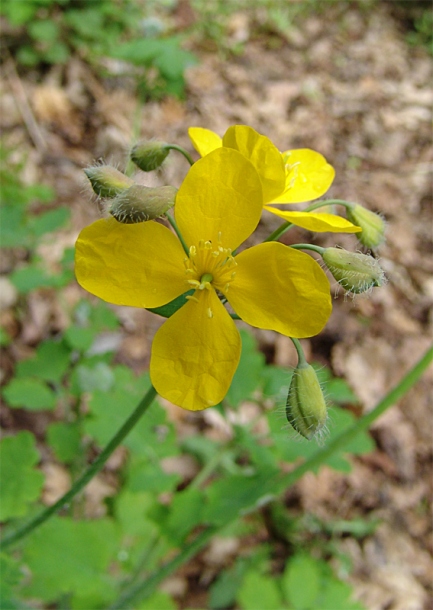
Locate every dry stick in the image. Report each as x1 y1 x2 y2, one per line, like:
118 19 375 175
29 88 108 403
0 385 157 550
108 344 433 609
3 53 47 153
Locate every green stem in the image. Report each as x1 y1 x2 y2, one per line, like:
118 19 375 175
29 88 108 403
0 385 158 550
264 220 293 242
290 338 307 367
290 243 324 255
166 144 194 166
165 213 189 255
108 526 219 610
277 344 433 491
110 345 432 608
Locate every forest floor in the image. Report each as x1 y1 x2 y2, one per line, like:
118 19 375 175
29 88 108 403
1 2 432 609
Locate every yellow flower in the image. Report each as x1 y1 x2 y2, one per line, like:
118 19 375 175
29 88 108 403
188 125 360 234
75 149 332 411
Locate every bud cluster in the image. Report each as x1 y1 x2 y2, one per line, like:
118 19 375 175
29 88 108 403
84 140 176 224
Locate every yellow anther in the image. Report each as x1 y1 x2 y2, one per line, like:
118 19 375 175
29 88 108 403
185 295 199 303
207 308 213 318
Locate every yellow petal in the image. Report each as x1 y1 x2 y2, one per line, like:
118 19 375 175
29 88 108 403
176 148 263 250
227 242 331 338
222 125 286 203
264 207 362 233
188 127 222 157
150 290 241 410
270 149 335 203
75 218 187 308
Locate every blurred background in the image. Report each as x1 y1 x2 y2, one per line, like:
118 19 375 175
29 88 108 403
1 1 432 609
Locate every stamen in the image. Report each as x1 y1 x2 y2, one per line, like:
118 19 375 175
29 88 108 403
207 308 213 318
186 295 199 303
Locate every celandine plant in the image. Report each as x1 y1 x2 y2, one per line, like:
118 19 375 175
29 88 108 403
76 124 386 439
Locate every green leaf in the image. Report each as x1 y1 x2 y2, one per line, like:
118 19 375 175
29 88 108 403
136 591 176 610
281 554 320 609
0 327 11 346
16 340 71 383
0 432 44 520
204 471 279 526
23 517 120 604
28 19 60 43
115 490 158 538
0 552 24 610
85 369 177 458
160 488 205 546
268 405 374 473
2 377 56 410
127 459 180 495
318 576 365 610
64 326 96 351
29 207 70 237
225 330 265 407
46 422 82 463
71 361 115 393
10 265 55 293
237 571 284 610
209 560 249 609
261 365 293 403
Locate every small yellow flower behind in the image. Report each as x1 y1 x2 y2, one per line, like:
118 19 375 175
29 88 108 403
188 125 361 235
75 148 332 411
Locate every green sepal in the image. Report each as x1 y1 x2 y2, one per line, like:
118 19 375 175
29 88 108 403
147 290 194 318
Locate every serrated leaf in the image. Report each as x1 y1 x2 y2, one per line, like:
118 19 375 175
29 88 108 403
46 422 82 463
23 517 120 603
2 377 56 410
0 432 44 520
16 340 71 383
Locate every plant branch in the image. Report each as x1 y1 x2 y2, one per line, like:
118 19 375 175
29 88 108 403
0 385 158 550
110 344 432 608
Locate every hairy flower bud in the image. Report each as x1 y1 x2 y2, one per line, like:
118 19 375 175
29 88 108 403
107 184 177 224
345 204 386 248
286 363 327 441
130 141 170 171
84 165 134 198
322 247 386 294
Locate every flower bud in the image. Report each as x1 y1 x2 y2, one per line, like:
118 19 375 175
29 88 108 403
345 204 386 248
130 141 170 171
108 184 177 224
286 363 327 441
84 165 134 198
322 247 385 294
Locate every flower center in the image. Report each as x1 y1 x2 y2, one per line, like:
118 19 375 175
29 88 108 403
184 233 237 295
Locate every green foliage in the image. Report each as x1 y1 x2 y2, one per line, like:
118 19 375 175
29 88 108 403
1 0 141 67
1 323 373 609
2 377 57 410
0 432 44 521
22 517 120 605
109 37 198 100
